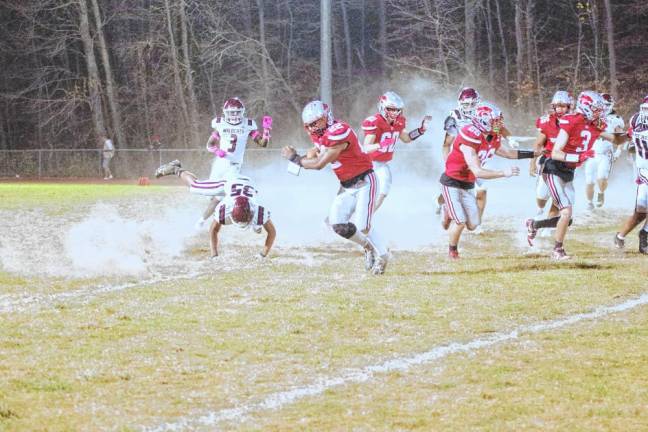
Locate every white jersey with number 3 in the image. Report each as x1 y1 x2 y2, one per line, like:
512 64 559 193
210 117 259 165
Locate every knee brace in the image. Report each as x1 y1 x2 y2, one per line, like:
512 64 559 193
332 223 357 239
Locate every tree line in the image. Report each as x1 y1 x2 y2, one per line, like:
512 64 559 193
0 0 646 150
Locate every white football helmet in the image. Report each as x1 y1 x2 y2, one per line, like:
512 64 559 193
223 97 245 125
551 90 572 117
302 100 333 136
471 102 503 134
457 87 481 117
639 95 648 125
601 93 614 115
576 91 606 122
378 91 404 121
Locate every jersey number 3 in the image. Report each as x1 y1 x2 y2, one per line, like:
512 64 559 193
227 135 237 152
578 130 592 152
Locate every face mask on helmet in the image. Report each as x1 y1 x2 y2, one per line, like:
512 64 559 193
601 93 614 116
378 91 404 122
471 102 503 134
223 98 245 125
302 100 333 137
231 196 253 229
551 91 572 117
576 91 606 122
458 87 480 117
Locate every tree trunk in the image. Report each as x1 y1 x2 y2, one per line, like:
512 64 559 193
494 0 510 104
179 0 200 144
603 0 618 97
574 15 583 88
320 0 332 105
256 0 270 111
341 0 353 86
589 0 600 85
514 0 525 89
484 0 495 88
430 0 450 85
377 0 387 74
78 0 107 139
164 0 191 146
464 0 477 77
90 0 126 147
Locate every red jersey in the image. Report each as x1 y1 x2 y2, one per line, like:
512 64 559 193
557 112 606 168
309 121 373 182
444 125 501 183
535 113 561 154
361 113 407 162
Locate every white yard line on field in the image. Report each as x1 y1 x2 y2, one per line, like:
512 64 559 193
0 269 211 314
149 292 648 432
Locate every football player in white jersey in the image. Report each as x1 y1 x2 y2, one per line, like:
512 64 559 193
584 93 625 209
199 97 272 226
614 95 648 254
154 160 276 258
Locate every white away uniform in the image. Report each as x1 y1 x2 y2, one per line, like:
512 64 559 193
208 117 260 180
629 114 648 213
584 113 625 184
213 176 270 232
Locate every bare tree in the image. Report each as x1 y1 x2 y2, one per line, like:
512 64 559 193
603 0 618 97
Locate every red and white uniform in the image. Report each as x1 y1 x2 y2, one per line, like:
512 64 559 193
534 113 562 200
542 112 606 209
208 117 261 180
440 125 499 226
628 113 648 213
310 121 377 232
214 177 270 233
361 113 406 197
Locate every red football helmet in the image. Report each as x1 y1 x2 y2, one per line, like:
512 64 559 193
223 97 245 125
471 102 503 134
301 100 333 137
378 91 404 122
601 93 614 115
231 196 253 228
576 91 606 122
458 87 481 116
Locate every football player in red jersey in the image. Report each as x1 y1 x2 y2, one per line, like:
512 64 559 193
360 91 432 211
281 100 389 274
526 91 628 260
614 95 648 254
440 102 535 259
525 90 573 244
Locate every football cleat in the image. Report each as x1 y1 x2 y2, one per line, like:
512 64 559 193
614 232 625 249
155 160 181 178
639 230 648 254
370 254 388 275
596 192 605 208
364 247 376 271
441 205 451 230
551 247 571 260
586 201 594 211
525 218 537 246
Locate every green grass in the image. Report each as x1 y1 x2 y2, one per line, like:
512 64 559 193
0 182 647 431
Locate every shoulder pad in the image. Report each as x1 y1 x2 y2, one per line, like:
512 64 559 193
362 116 378 130
211 117 222 129
327 122 352 140
459 125 482 143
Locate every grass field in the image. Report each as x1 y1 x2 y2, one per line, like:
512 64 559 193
0 182 647 431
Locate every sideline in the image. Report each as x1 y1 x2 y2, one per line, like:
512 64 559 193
148 292 648 431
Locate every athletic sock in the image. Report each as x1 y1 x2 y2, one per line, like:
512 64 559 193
348 230 369 248
449 245 458 252
366 228 388 256
554 241 563 250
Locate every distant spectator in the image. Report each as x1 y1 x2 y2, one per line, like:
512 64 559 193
148 134 162 151
101 134 115 180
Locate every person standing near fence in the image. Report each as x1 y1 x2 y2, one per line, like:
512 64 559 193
101 134 115 180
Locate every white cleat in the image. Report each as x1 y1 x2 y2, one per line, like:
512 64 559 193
371 254 389 275
364 247 376 271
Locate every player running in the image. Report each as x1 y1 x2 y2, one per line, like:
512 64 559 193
440 102 533 259
614 95 648 254
154 160 276 258
526 90 573 238
584 93 625 209
360 91 432 211
281 100 389 274
197 97 272 227
526 91 628 259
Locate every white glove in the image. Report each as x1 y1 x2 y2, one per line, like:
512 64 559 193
503 166 520 177
613 147 622 160
507 137 520 149
194 217 207 230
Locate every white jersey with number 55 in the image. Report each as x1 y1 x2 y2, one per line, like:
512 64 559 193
215 176 271 230
210 117 259 165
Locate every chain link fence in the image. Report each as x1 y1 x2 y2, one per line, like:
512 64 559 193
0 148 287 179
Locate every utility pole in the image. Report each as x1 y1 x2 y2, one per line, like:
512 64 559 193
320 0 332 107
